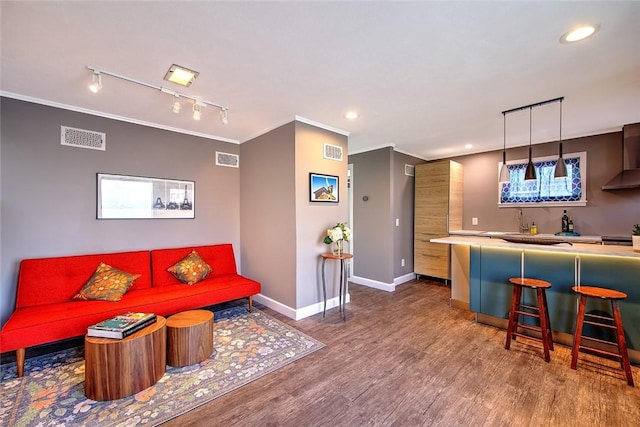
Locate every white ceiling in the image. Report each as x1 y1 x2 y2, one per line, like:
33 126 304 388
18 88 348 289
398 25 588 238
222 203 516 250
2 1 639 160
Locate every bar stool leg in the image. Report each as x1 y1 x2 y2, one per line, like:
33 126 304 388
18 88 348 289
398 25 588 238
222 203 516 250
541 288 554 351
611 300 634 386
535 288 551 362
571 295 587 370
505 285 521 350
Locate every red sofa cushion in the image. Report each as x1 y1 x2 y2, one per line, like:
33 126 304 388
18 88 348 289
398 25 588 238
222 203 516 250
151 244 238 287
16 251 151 308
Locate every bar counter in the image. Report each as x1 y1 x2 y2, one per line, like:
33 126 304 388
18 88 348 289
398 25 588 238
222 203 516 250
431 235 640 361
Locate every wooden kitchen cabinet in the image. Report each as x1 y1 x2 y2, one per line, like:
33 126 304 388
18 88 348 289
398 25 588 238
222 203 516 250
414 160 463 280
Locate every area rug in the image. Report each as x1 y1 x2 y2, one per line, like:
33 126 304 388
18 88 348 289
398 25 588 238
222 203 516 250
0 306 324 426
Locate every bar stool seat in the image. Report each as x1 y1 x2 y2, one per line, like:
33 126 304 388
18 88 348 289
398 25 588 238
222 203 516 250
571 285 634 386
505 277 554 362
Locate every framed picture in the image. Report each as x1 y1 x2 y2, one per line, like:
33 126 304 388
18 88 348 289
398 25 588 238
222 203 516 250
97 173 195 219
309 173 339 203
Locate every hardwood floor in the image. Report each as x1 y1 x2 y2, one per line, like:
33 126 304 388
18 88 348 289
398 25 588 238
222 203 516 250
163 280 640 427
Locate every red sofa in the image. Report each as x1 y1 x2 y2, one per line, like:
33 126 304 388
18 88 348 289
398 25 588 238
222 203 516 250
0 243 260 377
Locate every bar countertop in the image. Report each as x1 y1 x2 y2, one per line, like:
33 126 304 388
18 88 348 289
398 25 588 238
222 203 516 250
431 235 640 259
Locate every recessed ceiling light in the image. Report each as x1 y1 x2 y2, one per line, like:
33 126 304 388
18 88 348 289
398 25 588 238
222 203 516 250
345 111 359 119
560 24 600 43
465 144 473 149
164 64 199 87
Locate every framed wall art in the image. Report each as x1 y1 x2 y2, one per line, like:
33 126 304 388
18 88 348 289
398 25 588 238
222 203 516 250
97 173 195 219
309 173 339 203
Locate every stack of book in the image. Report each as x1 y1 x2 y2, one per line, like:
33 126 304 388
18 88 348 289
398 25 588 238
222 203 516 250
87 312 157 339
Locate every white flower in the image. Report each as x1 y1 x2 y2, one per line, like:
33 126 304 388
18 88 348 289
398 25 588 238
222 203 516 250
323 222 352 244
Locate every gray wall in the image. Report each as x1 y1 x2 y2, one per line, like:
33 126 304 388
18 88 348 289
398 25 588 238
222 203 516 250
240 120 348 312
240 122 297 308
294 122 348 308
1 98 242 326
349 148 423 285
451 131 640 236
350 148 394 283
392 151 422 278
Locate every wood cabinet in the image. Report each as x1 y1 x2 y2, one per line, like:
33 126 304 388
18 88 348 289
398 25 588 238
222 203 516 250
414 160 463 280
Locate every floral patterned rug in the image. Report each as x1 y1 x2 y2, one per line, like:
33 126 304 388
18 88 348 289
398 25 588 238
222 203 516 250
0 306 324 426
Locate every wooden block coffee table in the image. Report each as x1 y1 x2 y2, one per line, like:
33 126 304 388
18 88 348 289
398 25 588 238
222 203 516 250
84 316 167 401
166 309 214 367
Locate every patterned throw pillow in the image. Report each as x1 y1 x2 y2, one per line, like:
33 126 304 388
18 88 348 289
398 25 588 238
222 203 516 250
73 263 141 301
167 250 212 285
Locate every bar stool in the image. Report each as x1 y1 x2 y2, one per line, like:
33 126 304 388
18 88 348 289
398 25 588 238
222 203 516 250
505 277 554 362
570 286 634 386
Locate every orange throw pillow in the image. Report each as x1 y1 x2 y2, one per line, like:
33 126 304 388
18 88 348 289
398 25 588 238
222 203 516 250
167 250 212 285
73 263 140 301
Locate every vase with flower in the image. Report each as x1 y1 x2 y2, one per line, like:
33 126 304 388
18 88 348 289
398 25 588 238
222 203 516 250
323 222 352 256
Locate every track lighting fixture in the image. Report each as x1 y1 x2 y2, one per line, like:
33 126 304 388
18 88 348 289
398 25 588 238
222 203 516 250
89 72 102 93
86 65 229 123
192 102 202 121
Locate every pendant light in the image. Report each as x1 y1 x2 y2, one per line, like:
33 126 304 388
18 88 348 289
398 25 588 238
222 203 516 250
524 106 537 181
499 112 510 182
502 97 563 182
554 98 567 178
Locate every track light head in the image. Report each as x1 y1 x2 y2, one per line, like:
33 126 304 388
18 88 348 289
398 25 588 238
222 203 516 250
172 95 181 114
89 72 102 93
220 108 229 125
192 102 202 120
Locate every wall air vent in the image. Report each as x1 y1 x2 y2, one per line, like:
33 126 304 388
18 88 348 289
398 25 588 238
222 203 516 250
60 126 106 151
405 164 415 176
216 151 239 168
323 143 343 161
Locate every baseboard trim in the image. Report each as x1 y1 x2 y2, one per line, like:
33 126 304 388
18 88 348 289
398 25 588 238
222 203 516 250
351 275 395 292
450 298 470 311
394 273 417 285
253 293 350 321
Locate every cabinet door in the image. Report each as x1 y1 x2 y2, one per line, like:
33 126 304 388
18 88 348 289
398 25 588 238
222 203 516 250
414 233 449 278
415 162 450 236
414 161 453 279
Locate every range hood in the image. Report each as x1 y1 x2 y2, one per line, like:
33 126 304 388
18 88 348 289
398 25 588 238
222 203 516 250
602 122 640 190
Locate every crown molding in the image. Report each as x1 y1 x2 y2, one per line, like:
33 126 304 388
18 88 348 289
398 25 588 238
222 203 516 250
0 91 239 144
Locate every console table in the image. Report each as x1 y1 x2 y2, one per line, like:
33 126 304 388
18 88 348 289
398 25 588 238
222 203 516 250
320 252 353 320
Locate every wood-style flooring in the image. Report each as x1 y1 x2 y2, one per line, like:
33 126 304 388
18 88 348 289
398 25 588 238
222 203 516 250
162 280 640 427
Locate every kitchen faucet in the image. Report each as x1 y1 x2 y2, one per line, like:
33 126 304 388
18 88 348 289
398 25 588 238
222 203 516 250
519 209 529 233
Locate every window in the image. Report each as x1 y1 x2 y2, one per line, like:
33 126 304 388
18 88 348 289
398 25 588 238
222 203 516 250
498 152 587 207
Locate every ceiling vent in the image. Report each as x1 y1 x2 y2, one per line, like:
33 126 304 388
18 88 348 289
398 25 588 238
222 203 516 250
405 164 415 176
60 126 106 151
323 143 343 161
216 151 239 168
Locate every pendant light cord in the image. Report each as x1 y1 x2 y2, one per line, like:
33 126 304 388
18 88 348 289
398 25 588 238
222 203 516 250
559 99 563 156
529 106 532 152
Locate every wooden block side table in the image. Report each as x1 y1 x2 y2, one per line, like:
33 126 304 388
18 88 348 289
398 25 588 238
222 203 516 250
166 309 215 367
84 316 167 401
